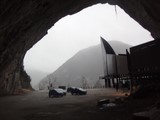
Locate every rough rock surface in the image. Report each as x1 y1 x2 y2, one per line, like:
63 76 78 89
0 0 160 95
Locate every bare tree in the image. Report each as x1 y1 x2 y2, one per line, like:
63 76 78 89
94 80 102 88
81 76 89 89
47 75 57 89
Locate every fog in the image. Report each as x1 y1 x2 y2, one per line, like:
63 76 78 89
23 3 153 86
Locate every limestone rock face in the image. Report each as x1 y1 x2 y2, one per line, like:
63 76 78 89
0 0 160 95
117 0 160 38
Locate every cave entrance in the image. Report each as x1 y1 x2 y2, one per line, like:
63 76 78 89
0 3 157 120
23 3 152 90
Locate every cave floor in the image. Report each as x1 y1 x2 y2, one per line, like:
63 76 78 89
0 88 155 120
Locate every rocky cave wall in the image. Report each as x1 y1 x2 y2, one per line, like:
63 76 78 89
0 0 160 95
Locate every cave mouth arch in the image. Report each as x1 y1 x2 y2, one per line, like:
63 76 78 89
23 3 153 90
0 1 160 95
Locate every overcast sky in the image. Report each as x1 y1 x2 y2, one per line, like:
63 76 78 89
24 3 153 75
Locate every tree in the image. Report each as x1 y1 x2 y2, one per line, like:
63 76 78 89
81 76 89 88
47 75 57 89
94 80 102 88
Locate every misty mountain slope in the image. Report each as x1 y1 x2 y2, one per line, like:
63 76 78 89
39 41 131 89
26 69 48 89
44 45 104 87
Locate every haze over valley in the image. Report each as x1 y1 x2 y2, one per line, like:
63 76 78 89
23 4 153 89
33 40 131 89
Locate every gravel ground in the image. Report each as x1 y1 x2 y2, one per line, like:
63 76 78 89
0 88 152 120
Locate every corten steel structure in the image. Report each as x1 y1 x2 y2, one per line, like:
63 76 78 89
100 37 129 89
101 37 160 92
129 39 160 89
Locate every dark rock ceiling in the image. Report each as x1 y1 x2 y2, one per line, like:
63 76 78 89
0 0 160 95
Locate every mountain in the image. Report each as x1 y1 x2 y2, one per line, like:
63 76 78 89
25 69 48 89
39 40 131 90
